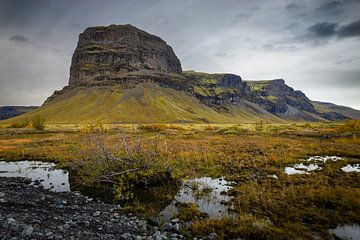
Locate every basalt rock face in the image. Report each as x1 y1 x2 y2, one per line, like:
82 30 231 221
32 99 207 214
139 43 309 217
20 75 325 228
25 24 359 124
247 79 317 115
69 24 182 87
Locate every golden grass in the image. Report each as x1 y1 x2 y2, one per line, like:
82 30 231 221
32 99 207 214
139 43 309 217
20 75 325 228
0 122 359 239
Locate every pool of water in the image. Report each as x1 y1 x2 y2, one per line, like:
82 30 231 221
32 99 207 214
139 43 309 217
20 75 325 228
341 164 360 173
156 177 236 222
284 156 360 175
284 163 321 175
330 224 360 240
306 156 343 163
0 161 70 192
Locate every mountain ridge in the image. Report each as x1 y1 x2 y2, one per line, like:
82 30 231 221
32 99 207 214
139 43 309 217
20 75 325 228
2 24 359 124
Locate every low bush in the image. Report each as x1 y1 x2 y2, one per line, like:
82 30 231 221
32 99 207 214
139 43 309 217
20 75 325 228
31 116 46 130
78 133 183 200
8 120 29 128
138 124 168 132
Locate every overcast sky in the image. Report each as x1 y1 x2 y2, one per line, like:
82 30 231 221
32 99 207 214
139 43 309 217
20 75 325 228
0 0 359 109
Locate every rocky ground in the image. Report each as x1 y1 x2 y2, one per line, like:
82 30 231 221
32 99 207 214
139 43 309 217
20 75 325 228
0 177 186 240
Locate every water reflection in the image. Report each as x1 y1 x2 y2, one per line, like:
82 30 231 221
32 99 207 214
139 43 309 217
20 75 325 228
0 161 70 192
157 177 236 222
330 224 360 240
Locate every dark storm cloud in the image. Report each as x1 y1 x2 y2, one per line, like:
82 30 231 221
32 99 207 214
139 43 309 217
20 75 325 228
303 19 360 41
307 22 338 38
0 0 50 28
9 34 29 43
338 19 360 38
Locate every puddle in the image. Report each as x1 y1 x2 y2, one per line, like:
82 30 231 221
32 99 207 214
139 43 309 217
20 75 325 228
306 156 342 162
330 224 360 240
0 161 70 192
283 156 354 175
284 163 322 175
341 164 360 173
156 177 236 222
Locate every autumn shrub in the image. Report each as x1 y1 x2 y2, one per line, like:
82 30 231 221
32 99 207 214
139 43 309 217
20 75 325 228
337 120 360 135
8 120 29 128
78 133 183 200
81 122 107 133
31 116 46 130
138 124 168 132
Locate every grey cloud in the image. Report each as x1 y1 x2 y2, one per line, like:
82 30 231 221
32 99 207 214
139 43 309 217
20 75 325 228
9 34 29 43
316 1 342 12
307 22 338 38
286 3 302 11
260 44 299 52
304 19 360 41
338 19 360 38
0 0 50 28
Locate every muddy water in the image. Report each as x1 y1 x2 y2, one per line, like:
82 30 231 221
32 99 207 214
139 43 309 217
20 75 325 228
0 161 70 192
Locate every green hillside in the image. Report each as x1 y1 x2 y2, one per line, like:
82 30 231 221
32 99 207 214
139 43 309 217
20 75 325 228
4 83 281 124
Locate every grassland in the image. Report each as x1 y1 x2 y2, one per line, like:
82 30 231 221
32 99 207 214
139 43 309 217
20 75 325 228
0 121 359 239
1 83 281 124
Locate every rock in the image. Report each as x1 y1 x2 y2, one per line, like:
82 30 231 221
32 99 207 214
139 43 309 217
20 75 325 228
93 211 101 216
0 192 5 197
63 224 70 229
69 24 182 87
7 217 16 224
120 232 132 239
161 223 173 231
207 233 217 240
172 223 180 232
170 218 180 223
21 226 34 237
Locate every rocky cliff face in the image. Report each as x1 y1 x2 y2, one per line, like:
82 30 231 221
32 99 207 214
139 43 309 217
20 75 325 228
69 24 182 87
38 24 357 123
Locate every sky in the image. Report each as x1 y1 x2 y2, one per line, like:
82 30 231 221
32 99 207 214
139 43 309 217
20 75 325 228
0 0 359 109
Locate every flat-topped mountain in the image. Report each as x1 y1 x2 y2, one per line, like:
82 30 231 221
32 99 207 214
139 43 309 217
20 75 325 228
69 24 182 87
2 24 359 124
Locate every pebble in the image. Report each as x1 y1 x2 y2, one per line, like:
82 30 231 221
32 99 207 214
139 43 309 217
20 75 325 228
207 233 217 240
21 226 34 237
121 232 132 239
93 211 101 216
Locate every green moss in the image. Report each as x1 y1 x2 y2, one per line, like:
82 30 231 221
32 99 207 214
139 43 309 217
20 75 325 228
175 202 209 221
247 81 271 92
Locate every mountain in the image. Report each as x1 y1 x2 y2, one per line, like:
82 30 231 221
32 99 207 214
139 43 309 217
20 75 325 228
2 24 359 124
311 101 360 120
0 106 39 120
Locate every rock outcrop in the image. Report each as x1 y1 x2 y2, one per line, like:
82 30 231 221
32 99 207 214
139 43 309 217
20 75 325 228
16 23 357 124
69 24 182 87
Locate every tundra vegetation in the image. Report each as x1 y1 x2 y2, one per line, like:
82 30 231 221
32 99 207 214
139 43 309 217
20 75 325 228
0 120 359 239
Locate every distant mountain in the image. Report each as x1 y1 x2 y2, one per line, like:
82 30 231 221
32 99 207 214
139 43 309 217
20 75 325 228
311 101 360 120
0 106 39 120
2 24 359 124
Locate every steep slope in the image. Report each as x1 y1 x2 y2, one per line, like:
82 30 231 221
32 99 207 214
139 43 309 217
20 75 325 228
6 83 281 124
0 106 39 120
245 80 326 121
311 101 360 120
